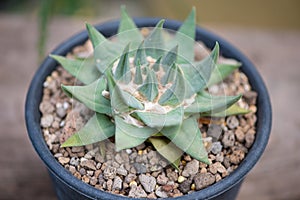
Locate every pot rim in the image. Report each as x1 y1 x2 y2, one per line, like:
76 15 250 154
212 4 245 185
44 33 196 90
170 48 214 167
25 17 272 200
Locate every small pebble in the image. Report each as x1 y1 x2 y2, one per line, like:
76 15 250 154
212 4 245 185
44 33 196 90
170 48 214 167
80 159 96 170
155 186 168 198
222 131 235 148
182 160 199 177
138 150 143 155
193 173 215 190
235 128 245 142
58 157 70 165
191 183 196 190
207 124 222 141
128 185 147 198
211 142 223 155
116 166 128 176
179 178 192 194
69 157 79 166
245 130 255 148
129 181 137 187
125 149 132 154
157 174 168 185
39 101 55 114
133 163 147 174
82 175 90 183
125 174 137 184
41 114 54 128
106 179 113 191
56 107 66 118
112 176 123 190
139 174 156 193
90 177 98 186
103 166 116 180
177 176 185 183
226 116 239 129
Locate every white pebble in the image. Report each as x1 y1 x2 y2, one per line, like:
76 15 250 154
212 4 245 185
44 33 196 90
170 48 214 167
43 82 49 87
126 149 132 154
60 120 65 127
56 102 62 108
63 102 69 109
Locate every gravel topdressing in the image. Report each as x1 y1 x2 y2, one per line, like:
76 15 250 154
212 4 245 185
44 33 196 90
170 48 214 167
40 40 258 198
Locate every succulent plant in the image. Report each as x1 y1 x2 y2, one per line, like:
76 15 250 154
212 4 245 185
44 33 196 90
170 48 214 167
50 6 249 168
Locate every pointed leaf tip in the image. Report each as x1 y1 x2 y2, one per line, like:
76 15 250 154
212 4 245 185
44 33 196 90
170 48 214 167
138 67 159 101
114 43 132 83
118 5 143 47
174 8 196 63
86 23 106 49
134 41 148 66
213 42 220 60
50 55 100 85
157 19 165 28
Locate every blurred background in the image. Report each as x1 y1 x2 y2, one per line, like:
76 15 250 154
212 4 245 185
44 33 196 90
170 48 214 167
0 0 299 199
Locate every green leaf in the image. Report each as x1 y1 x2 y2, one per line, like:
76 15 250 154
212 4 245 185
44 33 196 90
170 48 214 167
161 63 177 86
148 137 182 170
205 104 250 117
134 41 148 66
161 45 178 71
114 116 157 151
159 66 186 106
135 106 183 128
161 116 209 164
61 113 115 147
118 5 143 48
114 43 132 84
50 55 100 85
99 140 106 157
174 7 196 63
144 19 165 59
61 78 112 115
207 62 241 87
138 67 159 101
86 23 123 73
184 91 242 115
106 71 144 112
181 42 219 95
134 63 143 84
152 56 162 72
86 23 106 49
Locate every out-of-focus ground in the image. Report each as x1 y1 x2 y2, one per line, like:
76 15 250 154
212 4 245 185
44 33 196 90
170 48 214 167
0 1 300 199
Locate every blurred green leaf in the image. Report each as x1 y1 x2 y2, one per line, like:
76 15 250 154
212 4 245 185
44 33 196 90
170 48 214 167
114 43 132 84
207 62 241 87
205 103 251 117
50 55 100 85
134 41 148 66
135 106 183 128
159 66 186 106
118 5 143 48
138 67 159 101
106 71 144 112
174 7 196 63
181 42 219 96
61 78 112 115
184 91 242 115
115 116 157 151
144 19 165 59
161 116 209 164
148 137 182 170
61 113 115 147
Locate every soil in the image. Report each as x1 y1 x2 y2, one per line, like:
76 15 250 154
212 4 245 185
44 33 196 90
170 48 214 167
40 39 257 198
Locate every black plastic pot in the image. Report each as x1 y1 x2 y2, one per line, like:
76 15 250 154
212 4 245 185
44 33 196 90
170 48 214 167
25 18 272 200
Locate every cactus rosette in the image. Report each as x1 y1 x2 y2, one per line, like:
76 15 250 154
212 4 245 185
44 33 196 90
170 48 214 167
51 7 249 169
